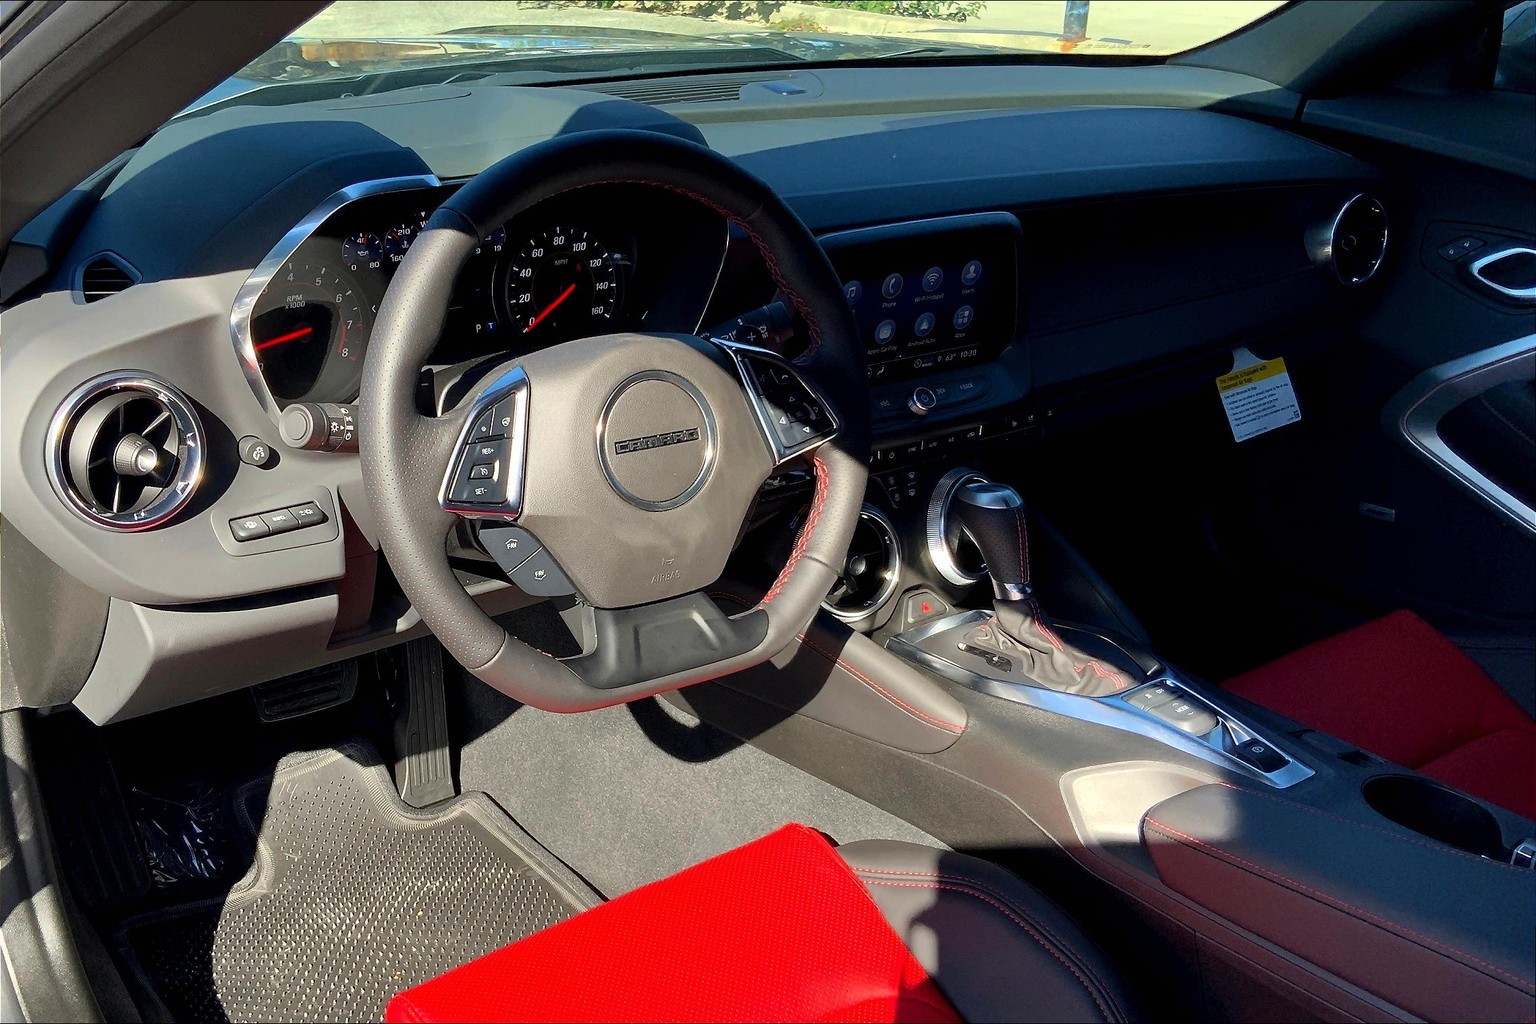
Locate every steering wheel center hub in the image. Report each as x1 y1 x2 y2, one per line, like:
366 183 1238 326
598 370 716 511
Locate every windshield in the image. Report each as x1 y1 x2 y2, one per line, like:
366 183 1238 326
213 1 1286 103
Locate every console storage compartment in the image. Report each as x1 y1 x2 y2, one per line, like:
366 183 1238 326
1141 783 1535 1022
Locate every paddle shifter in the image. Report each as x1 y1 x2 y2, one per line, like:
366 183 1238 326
950 482 1133 696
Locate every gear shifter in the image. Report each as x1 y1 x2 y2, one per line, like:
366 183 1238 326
951 482 1132 696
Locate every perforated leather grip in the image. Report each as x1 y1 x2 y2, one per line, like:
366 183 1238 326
952 482 1030 587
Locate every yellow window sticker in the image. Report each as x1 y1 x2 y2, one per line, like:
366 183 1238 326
1216 348 1301 442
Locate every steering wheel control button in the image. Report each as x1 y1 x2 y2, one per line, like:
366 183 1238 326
598 371 715 511
440 366 530 519
230 515 270 542
478 524 540 575
511 548 575 597
238 435 275 468
470 409 497 441
450 441 508 504
720 347 839 463
490 397 518 437
908 387 937 416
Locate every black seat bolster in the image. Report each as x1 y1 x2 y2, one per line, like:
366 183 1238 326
838 840 1132 1024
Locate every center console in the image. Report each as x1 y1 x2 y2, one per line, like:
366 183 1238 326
695 215 1536 1024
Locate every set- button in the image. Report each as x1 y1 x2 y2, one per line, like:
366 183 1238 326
450 440 509 504
229 501 327 542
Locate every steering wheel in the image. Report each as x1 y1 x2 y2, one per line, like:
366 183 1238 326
360 130 869 712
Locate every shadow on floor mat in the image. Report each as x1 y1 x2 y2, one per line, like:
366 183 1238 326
115 743 598 1023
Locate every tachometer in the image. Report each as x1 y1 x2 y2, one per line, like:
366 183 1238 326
504 227 619 342
250 260 371 404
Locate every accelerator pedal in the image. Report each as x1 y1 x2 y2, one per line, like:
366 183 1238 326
387 638 456 808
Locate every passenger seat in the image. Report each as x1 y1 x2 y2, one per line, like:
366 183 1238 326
1225 610 1536 820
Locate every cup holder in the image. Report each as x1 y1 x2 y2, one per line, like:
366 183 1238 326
1363 775 1507 859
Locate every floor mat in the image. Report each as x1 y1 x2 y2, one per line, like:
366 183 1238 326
459 681 944 898
116 744 598 1023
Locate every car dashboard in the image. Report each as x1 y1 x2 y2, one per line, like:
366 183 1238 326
0 71 1386 722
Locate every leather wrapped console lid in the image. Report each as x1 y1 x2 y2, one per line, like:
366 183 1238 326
1141 783 1535 1022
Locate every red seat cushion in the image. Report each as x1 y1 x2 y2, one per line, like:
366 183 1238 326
1225 610 1536 819
385 824 963 1024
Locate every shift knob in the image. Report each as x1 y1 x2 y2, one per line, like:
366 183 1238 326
952 481 1032 600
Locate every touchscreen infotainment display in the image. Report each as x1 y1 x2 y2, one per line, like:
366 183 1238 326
822 214 1020 383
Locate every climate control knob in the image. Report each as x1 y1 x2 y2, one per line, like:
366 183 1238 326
908 386 937 416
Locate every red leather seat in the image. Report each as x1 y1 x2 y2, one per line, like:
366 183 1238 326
1225 610 1536 820
385 824 1128 1023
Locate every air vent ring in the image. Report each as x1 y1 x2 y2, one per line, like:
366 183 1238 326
822 504 902 622
46 372 204 530
1309 194 1388 287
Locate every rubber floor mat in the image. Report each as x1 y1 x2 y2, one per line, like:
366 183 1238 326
116 744 598 1023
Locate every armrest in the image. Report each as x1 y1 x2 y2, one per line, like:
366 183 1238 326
1142 783 1535 1022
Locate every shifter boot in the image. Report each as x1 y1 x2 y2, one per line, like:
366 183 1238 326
968 599 1134 696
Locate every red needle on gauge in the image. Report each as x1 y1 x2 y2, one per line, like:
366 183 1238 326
255 325 314 351
523 283 576 334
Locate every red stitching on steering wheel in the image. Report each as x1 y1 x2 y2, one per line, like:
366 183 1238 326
761 453 829 605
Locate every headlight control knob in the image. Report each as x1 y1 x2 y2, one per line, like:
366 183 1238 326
280 402 359 453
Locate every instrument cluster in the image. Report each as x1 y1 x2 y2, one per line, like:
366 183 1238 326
241 182 726 408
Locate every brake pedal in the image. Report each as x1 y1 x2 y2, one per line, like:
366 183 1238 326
388 638 456 808
251 661 358 722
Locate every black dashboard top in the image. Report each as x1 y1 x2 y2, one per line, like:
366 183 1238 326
50 80 1373 294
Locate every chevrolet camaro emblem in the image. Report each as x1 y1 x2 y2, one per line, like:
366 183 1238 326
612 427 700 455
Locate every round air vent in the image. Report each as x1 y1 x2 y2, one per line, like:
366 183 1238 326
1309 194 1388 286
927 468 990 586
46 372 204 530
822 504 901 622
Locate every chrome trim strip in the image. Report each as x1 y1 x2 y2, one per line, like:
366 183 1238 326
888 610 1314 788
926 467 988 586
45 372 205 531
595 369 718 512
229 174 444 420
1468 247 1536 303
709 336 839 464
822 503 902 623
438 364 531 519
1383 333 1536 535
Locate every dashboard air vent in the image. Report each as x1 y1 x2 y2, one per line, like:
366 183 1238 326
46 373 204 531
586 73 788 105
823 505 902 622
79 253 139 302
1310 194 1388 286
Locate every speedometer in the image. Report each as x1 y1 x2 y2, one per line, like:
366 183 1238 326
504 227 619 342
